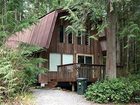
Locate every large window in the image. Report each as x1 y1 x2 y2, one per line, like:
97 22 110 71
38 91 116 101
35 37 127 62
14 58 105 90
59 25 64 43
49 53 61 71
77 54 93 64
49 53 73 71
62 54 73 64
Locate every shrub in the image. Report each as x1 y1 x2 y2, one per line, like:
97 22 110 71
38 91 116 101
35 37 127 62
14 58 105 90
127 74 140 102
0 45 46 101
85 76 140 103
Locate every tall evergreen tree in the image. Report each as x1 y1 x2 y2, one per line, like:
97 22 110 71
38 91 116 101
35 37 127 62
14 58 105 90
63 0 140 79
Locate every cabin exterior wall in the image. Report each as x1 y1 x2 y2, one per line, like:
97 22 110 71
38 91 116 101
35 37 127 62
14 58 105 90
40 14 103 72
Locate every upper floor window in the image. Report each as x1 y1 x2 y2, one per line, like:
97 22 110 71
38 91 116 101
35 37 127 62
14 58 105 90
77 36 82 45
77 31 82 45
59 25 64 43
68 32 73 44
85 35 90 45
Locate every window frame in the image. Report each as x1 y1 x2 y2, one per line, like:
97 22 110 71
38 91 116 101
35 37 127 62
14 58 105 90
85 35 91 45
59 25 65 43
49 53 74 71
77 35 82 45
76 54 94 64
67 32 73 44
49 53 61 71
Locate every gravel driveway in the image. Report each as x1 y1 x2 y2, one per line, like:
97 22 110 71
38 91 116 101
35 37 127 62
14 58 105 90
33 89 140 105
33 89 100 105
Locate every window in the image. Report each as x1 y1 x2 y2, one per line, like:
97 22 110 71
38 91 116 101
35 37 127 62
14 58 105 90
62 54 73 64
85 35 90 45
77 31 83 45
68 32 73 44
59 25 64 43
49 53 74 71
78 55 84 64
77 54 93 64
85 56 92 64
49 53 61 71
77 36 82 45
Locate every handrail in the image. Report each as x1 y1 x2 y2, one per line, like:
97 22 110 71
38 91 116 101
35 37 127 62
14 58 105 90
58 63 123 68
47 71 58 73
57 63 106 67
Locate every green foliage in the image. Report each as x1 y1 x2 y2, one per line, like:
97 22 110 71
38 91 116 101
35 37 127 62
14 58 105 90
120 22 140 40
63 0 137 37
85 75 140 103
64 0 106 36
64 0 140 73
0 0 58 45
1 92 34 105
0 45 46 101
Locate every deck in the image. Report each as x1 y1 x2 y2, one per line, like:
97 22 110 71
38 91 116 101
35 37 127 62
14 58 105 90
38 63 125 84
38 63 107 84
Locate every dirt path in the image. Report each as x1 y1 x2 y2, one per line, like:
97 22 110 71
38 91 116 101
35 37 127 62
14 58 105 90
33 89 101 105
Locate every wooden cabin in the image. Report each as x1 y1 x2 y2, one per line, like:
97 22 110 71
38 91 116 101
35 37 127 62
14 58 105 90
6 9 108 88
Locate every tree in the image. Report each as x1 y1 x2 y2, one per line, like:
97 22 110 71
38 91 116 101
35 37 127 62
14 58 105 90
63 0 140 79
105 0 117 79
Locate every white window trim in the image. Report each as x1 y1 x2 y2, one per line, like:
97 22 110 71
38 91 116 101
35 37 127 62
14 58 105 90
76 54 94 64
49 53 61 71
88 37 91 45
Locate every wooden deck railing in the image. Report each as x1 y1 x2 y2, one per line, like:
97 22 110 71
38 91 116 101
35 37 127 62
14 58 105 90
57 63 106 82
38 63 124 83
57 63 77 82
77 64 105 81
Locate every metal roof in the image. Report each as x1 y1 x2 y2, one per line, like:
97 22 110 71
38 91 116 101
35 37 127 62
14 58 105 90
6 10 59 48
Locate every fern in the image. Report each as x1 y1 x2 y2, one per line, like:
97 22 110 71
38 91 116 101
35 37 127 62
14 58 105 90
0 45 46 100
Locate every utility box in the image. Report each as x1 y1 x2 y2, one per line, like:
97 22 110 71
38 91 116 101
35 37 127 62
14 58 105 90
77 78 87 95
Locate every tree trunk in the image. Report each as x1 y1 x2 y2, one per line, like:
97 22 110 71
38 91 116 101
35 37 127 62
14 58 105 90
126 37 130 71
106 1 117 79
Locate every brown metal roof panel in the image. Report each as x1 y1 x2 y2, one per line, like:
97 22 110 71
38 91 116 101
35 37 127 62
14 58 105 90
5 40 19 48
45 11 58 48
40 13 51 46
6 10 59 48
8 25 35 44
44 11 58 48
31 18 44 45
37 15 50 46
29 11 58 48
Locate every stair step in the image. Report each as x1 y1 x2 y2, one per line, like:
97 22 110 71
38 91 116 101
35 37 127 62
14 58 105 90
47 79 58 88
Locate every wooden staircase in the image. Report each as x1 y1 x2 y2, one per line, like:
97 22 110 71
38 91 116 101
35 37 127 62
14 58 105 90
47 79 58 88
38 71 58 88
